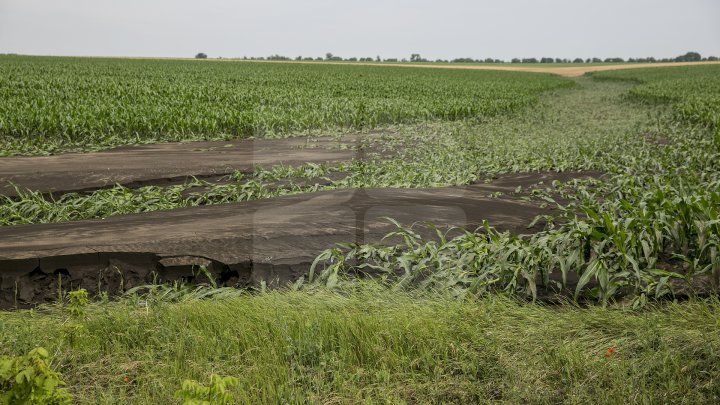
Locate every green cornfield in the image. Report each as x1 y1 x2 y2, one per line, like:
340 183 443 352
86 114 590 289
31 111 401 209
0 55 570 155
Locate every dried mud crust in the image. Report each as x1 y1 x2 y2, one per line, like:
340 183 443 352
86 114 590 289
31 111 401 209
0 171 600 308
0 134 385 197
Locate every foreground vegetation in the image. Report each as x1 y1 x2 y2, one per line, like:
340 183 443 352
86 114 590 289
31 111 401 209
1 286 718 403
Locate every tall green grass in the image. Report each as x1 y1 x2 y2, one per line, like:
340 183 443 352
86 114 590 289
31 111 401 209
1 285 718 403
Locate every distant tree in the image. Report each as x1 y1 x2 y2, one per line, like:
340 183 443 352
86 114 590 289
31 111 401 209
522 58 539 63
540 57 554 63
511 58 521 63
321 53 342 61
376 55 381 62
573 58 584 63
675 51 702 62
604 57 625 63
384 58 398 62
591 57 602 63
708 56 719 61
494 59 504 63
554 58 563 63
195 53 208 59
410 53 421 62
315 57 323 61
452 57 475 63
347 57 358 62
483 58 494 63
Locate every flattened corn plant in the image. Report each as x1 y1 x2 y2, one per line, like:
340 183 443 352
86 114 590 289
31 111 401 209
310 67 720 306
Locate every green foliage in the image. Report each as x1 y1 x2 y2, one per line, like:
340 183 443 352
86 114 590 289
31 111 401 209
0 55 570 156
0 348 71 405
174 375 238 405
67 289 89 318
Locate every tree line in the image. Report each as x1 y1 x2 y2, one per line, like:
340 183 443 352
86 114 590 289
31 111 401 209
196 51 718 64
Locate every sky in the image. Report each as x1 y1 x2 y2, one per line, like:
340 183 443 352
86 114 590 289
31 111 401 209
1 0 718 60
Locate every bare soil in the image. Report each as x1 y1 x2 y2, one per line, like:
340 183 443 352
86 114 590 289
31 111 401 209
0 136 364 196
0 166 598 307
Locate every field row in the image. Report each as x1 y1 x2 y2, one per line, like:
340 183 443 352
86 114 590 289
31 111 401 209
0 55 571 155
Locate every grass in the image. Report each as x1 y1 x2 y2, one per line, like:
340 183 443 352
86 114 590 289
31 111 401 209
0 285 718 404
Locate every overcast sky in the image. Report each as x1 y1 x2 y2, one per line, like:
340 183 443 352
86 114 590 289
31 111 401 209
1 0 718 60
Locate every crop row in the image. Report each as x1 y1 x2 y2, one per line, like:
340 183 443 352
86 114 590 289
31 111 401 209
0 55 571 155
591 65 720 131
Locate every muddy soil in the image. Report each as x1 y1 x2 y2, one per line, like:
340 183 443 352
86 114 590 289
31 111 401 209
0 171 599 307
0 135 371 197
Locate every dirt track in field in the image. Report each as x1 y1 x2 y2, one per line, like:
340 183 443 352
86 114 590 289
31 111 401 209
233 60 720 77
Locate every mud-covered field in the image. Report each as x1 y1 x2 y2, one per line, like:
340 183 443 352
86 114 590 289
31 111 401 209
1 56 720 403
1 59 719 307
